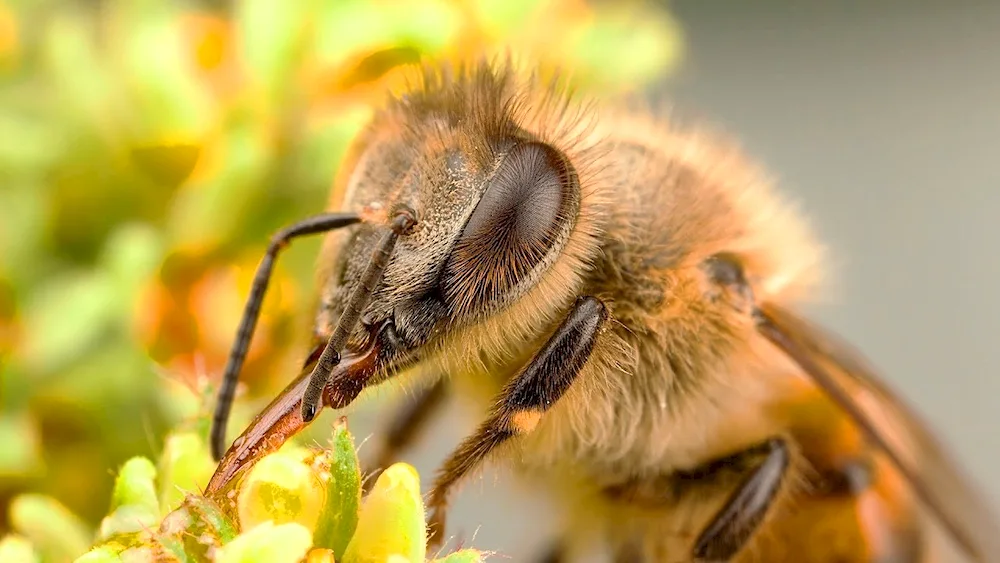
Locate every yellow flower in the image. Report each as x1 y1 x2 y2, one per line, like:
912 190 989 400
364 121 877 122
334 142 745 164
216 521 313 563
237 449 327 532
342 463 426 563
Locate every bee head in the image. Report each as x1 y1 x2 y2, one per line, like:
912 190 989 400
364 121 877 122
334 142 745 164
315 61 606 374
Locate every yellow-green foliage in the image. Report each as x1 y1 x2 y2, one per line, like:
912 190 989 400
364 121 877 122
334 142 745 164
0 0 682 559
6 418 487 563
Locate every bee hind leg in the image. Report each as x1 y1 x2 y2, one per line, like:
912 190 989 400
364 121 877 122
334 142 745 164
424 296 609 551
692 438 790 562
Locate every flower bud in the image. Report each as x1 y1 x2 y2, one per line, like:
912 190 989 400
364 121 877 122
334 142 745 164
215 521 312 563
341 463 425 563
236 450 325 531
313 419 361 559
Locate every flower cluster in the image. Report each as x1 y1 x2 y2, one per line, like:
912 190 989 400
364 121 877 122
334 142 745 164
2 419 485 563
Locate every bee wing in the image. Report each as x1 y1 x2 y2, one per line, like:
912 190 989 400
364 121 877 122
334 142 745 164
756 302 1000 563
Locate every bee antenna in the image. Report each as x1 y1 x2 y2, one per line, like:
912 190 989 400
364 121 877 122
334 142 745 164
300 206 418 423
209 212 362 461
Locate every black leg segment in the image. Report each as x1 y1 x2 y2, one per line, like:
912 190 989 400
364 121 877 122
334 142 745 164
425 296 608 550
693 438 790 562
300 207 417 422
210 212 362 461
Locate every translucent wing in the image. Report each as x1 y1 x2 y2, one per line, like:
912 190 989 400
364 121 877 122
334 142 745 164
756 302 1000 563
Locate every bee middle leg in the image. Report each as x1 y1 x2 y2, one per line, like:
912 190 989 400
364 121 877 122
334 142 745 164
424 296 609 550
691 438 789 561
605 438 789 562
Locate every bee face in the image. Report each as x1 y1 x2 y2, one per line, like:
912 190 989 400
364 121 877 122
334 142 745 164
318 66 591 360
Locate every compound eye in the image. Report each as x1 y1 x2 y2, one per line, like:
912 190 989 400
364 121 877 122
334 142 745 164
443 141 577 313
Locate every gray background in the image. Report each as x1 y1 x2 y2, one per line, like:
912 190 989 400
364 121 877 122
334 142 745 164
347 1 1000 559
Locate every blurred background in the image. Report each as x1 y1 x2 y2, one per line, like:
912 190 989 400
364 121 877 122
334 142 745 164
1 0 998 561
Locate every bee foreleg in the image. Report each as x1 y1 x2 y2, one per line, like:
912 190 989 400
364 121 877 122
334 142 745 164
693 438 790 562
362 377 448 492
425 296 609 550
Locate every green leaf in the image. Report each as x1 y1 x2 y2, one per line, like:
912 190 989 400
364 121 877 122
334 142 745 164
0 182 46 281
157 432 217 512
128 144 202 188
41 12 116 130
313 419 361 559
296 107 372 199
110 457 159 511
0 109 65 171
9 494 93 562
115 2 211 145
116 546 158 562
99 223 166 304
472 0 542 36
0 535 40 563
73 546 123 563
99 457 160 539
0 412 41 479
181 495 238 543
234 0 317 107
166 121 272 249
152 534 189 563
19 270 119 376
156 495 238 560
433 550 488 563
314 0 459 64
565 5 683 89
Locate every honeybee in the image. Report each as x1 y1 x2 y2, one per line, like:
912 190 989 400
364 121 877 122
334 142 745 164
205 59 1000 562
